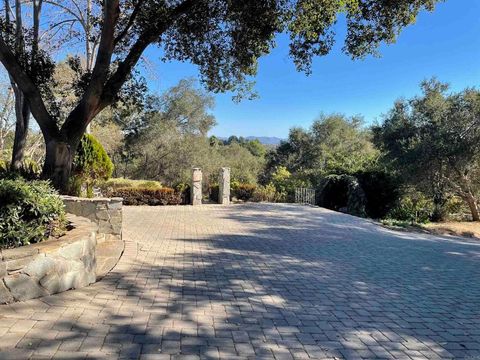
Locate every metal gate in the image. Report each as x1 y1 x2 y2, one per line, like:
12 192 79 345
294 188 316 205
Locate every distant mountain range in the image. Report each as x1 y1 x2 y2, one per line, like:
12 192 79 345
217 135 284 146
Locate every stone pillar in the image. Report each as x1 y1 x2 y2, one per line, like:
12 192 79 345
218 167 231 205
191 167 202 205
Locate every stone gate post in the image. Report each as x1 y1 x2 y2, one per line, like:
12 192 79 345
191 167 202 205
218 167 231 205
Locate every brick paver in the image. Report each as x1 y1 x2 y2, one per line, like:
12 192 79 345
1 203 480 359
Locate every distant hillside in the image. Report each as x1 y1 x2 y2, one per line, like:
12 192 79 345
245 136 283 145
217 135 284 146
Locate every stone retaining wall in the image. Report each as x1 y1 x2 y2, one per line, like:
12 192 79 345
61 196 125 278
0 215 97 304
62 196 122 242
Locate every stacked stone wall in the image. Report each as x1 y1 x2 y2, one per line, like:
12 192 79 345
62 196 122 242
0 215 97 304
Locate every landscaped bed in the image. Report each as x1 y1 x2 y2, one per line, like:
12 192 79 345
0 214 97 304
0 178 67 250
0 178 125 304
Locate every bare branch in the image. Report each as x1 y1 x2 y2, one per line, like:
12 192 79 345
43 0 85 28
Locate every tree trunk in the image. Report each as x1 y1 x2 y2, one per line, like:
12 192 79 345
10 90 30 170
42 139 74 193
464 193 480 222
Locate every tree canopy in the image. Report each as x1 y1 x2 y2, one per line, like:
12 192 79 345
373 79 480 221
266 114 378 184
0 0 442 190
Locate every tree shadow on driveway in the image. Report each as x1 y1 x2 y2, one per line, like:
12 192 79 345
1 203 480 359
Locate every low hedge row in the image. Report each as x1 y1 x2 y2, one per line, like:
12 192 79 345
108 187 182 206
99 178 163 192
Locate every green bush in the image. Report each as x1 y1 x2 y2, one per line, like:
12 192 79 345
232 183 256 201
108 187 182 206
99 178 162 193
444 196 466 221
252 183 283 202
0 159 41 181
388 191 433 223
0 179 66 249
270 166 309 202
355 170 401 219
137 180 163 189
175 183 191 205
71 134 114 197
271 166 292 194
317 174 366 217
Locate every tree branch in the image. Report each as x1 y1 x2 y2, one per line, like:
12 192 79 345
43 0 86 28
99 0 197 111
114 0 145 46
0 35 59 140
61 0 120 140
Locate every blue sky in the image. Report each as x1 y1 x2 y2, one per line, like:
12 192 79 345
144 0 480 138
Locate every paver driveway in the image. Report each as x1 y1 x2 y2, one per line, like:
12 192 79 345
1 203 480 359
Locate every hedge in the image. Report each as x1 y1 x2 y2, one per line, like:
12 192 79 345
232 183 256 201
108 187 182 206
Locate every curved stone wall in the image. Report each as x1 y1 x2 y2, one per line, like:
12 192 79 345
62 196 124 278
0 215 98 304
62 196 122 242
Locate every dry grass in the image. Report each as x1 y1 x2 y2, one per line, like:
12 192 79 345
423 222 480 239
380 219 480 241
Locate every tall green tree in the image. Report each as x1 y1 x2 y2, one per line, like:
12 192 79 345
373 80 480 221
266 114 377 183
123 80 217 183
0 0 442 191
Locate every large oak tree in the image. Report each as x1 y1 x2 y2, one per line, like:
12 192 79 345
373 80 480 221
0 0 441 191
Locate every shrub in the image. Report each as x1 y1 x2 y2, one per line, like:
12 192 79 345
271 166 292 194
252 183 284 202
0 179 66 249
388 191 433 223
355 170 401 219
70 134 114 197
0 159 41 181
175 183 191 205
137 180 163 189
317 174 366 217
98 178 162 194
108 187 182 206
444 196 467 221
232 183 256 201
270 166 310 202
